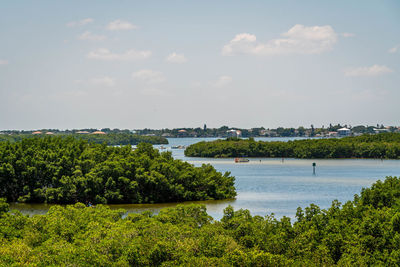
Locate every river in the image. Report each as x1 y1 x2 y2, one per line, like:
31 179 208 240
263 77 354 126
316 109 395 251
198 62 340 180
10 137 400 220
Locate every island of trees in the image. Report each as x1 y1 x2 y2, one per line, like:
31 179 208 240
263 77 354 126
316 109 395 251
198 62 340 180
0 132 168 145
0 137 235 204
184 133 400 159
1 176 400 265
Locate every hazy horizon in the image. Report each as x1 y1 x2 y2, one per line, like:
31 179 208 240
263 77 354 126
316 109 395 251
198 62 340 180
0 123 395 132
1 1 399 130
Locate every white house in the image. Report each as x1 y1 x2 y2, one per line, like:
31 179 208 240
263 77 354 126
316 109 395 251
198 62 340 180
337 128 351 136
373 128 389 134
227 129 242 138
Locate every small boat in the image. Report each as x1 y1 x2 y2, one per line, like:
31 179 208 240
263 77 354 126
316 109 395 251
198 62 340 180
171 145 185 149
235 158 249 163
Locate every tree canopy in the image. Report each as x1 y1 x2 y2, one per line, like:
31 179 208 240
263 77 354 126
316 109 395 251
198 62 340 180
0 133 168 145
185 133 400 159
0 137 235 204
1 176 400 265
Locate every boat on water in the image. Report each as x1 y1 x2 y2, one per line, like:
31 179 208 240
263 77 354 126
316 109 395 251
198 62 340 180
171 145 185 149
235 158 249 163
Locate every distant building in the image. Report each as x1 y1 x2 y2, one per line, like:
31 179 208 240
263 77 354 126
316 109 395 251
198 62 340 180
32 131 42 135
45 132 54 135
227 129 242 138
91 131 106 135
328 131 338 137
373 128 389 134
189 131 198 137
260 130 267 135
177 129 188 137
337 128 351 136
259 129 267 136
76 131 90 134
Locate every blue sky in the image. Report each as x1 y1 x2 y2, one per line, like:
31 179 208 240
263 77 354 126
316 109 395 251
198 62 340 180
0 0 399 130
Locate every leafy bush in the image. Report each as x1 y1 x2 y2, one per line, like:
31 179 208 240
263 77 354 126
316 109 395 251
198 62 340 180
185 133 400 159
1 177 400 265
0 137 235 204
0 133 168 145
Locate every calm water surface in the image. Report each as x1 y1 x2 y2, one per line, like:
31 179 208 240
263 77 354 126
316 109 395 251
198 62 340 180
11 137 400 220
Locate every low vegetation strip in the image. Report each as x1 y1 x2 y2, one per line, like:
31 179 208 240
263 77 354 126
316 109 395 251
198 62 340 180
0 137 236 204
0 132 168 145
184 133 400 159
1 176 400 265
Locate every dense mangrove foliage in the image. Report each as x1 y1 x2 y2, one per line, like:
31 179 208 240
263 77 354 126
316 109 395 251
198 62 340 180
185 133 400 159
0 133 168 145
0 137 235 204
1 176 400 265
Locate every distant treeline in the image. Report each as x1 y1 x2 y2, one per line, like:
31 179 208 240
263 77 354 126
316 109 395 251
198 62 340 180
0 133 168 145
185 133 400 159
2 124 399 139
0 137 235 203
1 176 400 265
135 124 399 137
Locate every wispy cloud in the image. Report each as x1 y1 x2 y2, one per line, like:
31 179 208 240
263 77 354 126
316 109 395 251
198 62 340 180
106 20 137 31
341 32 355 37
75 76 116 87
213 75 232 88
89 76 115 87
66 18 94 27
132 69 166 84
0 59 8 65
344 65 393 77
78 31 106 41
222 24 338 56
388 44 400 54
87 48 151 61
166 52 187 63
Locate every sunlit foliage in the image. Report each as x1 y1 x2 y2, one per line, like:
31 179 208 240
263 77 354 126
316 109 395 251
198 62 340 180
0 137 235 203
0 133 168 145
1 177 400 265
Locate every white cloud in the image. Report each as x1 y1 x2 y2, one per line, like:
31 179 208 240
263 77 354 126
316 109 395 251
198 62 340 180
388 45 400 53
166 52 187 63
341 32 355 37
89 76 115 87
78 31 106 41
0 59 8 65
213 75 232 88
87 48 151 61
222 24 338 56
132 69 166 84
344 65 394 77
106 20 137 31
67 18 94 27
